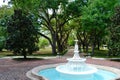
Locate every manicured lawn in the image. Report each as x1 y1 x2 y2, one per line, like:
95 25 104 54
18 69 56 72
0 50 13 57
33 48 53 56
90 49 120 58
93 50 108 58
0 48 53 57
0 48 119 58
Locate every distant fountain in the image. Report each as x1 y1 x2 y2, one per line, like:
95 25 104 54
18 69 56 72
56 40 97 76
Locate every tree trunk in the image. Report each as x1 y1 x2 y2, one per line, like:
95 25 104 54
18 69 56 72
85 43 89 53
22 49 27 59
0 49 2 51
82 43 85 50
23 53 27 59
58 43 63 53
38 32 57 55
51 44 57 55
51 34 57 55
57 37 64 53
91 42 95 56
97 39 100 50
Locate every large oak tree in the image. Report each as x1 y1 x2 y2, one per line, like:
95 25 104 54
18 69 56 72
35 0 87 54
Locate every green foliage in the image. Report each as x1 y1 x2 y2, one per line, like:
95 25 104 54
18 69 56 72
38 38 49 48
108 6 120 56
0 27 6 51
34 0 87 54
6 9 39 58
81 0 117 31
81 0 117 40
0 37 5 51
39 0 68 9
66 0 87 16
0 5 13 18
78 0 117 55
68 37 75 46
0 6 13 28
0 6 14 51
10 0 39 13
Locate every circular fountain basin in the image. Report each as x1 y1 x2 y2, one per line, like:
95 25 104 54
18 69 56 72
39 68 116 80
26 63 120 80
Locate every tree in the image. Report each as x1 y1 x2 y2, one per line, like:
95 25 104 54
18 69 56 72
0 5 13 51
108 6 120 56
8 0 87 55
6 9 39 59
0 27 6 51
35 0 87 55
80 0 117 55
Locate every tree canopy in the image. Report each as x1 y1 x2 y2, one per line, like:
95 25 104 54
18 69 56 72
1 0 120 57
108 6 120 56
6 9 39 58
33 0 87 54
79 0 117 55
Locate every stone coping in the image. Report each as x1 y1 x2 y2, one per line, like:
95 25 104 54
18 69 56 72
26 63 120 80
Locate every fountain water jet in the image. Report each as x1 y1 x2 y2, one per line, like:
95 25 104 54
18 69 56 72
56 40 97 76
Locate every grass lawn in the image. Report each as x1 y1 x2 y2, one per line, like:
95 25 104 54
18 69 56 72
89 49 120 58
0 47 120 58
0 48 53 58
33 48 53 56
92 49 108 58
0 50 13 57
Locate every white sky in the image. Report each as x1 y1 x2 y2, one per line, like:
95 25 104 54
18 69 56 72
0 0 9 6
0 0 75 6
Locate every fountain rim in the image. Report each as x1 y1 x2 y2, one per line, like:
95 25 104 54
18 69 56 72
26 63 120 80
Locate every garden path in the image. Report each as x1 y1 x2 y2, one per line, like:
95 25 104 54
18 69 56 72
0 49 120 80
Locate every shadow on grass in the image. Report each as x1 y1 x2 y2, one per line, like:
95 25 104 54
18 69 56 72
33 53 54 56
110 59 120 62
13 58 44 61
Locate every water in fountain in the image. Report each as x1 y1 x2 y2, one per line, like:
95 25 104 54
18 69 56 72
56 40 97 77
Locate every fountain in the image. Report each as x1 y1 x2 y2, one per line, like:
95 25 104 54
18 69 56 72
26 40 120 80
56 40 97 78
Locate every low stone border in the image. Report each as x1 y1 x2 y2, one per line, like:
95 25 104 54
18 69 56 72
26 63 120 80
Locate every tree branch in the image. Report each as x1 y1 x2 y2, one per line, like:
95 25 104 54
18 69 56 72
38 32 52 45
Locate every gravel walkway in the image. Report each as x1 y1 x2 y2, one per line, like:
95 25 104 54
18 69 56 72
0 49 120 80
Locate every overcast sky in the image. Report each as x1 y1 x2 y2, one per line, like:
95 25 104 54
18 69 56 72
0 0 9 6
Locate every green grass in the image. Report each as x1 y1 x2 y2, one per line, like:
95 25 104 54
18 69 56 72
93 50 108 58
88 49 120 58
32 48 53 56
0 47 120 58
0 51 14 57
0 48 53 57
